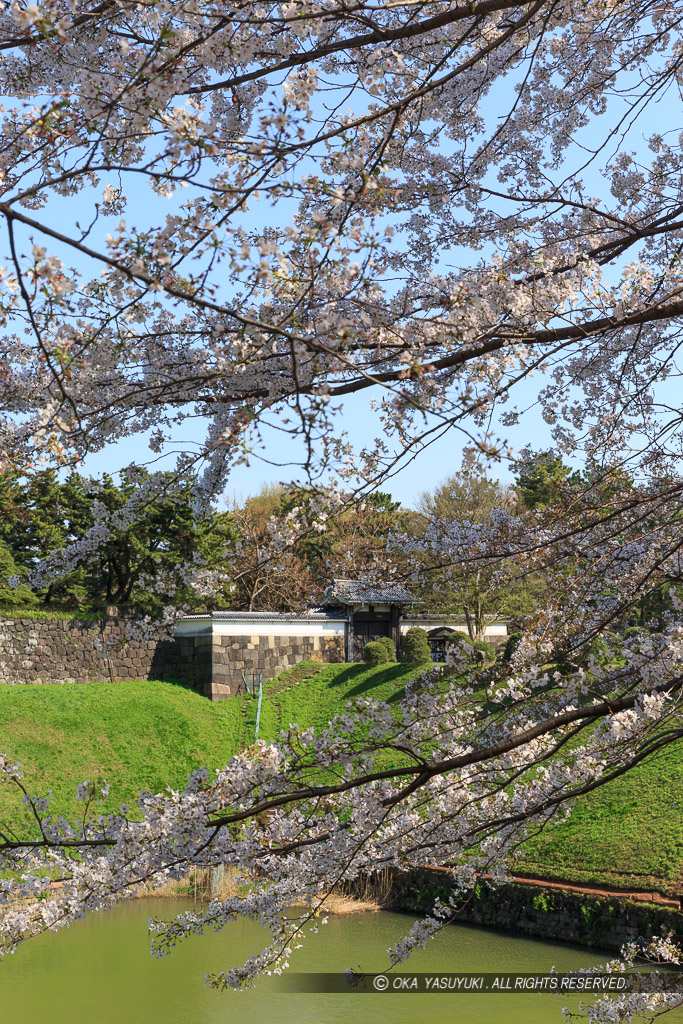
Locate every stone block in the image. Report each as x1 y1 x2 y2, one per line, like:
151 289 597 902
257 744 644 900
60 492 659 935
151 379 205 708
211 682 235 700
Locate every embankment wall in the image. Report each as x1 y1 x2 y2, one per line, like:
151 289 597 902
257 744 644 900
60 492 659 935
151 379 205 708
0 614 346 699
387 868 683 952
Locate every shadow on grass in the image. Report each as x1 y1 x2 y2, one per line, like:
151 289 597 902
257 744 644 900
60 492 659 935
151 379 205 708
146 675 206 696
325 664 368 690
327 663 420 700
386 684 409 704
384 665 483 704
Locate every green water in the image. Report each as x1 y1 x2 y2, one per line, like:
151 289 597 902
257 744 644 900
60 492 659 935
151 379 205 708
2 900 682 1024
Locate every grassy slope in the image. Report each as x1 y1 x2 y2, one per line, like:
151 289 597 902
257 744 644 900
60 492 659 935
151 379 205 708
0 662 681 895
0 679 251 832
0 608 102 620
515 742 683 895
0 662 417 835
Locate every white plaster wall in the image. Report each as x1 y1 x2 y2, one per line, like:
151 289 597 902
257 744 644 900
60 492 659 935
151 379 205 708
174 619 212 635
399 619 507 639
176 616 347 638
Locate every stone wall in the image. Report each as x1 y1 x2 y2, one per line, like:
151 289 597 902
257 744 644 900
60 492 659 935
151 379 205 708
387 868 683 952
0 616 184 687
208 632 345 700
0 615 346 698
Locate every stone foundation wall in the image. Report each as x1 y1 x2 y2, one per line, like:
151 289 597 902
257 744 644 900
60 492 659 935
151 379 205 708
387 868 683 952
0 616 185 687
0 616 346 698
208 632 345 700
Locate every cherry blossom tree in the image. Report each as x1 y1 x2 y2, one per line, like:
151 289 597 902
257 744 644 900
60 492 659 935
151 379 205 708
409 468 542 637
1 1 683 1018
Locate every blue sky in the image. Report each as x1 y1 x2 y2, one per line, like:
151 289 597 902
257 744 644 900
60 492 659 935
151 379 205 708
16 40 680 510
76 382 546 509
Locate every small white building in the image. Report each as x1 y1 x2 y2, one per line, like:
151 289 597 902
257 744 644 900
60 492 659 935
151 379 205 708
174 582 508 699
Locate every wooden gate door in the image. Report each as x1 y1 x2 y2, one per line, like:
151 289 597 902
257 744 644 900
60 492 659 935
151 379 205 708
352 613 391 661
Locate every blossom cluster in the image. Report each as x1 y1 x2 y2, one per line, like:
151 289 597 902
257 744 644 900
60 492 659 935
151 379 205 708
0 4 682 1018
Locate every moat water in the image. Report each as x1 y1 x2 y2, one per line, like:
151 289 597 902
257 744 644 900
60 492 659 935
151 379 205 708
3 898 682 1024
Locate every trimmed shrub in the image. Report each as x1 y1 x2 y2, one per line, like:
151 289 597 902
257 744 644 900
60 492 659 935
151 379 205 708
444 630 470 650
473 639 496 667
589 630 619 666
502 631 522 663
399 627 432 667
363 640 390 666
439 630 471 663
376 635 397 662
624 625 649 639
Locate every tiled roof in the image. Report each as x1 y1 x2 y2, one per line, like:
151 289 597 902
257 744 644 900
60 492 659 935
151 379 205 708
181 610 344 621
323 578 416 605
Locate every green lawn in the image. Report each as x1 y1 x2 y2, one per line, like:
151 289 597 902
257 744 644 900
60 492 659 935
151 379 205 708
513 741 683 896
0 662 420 835
0 678 250 834
0 662 681 895
0 608 102 620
